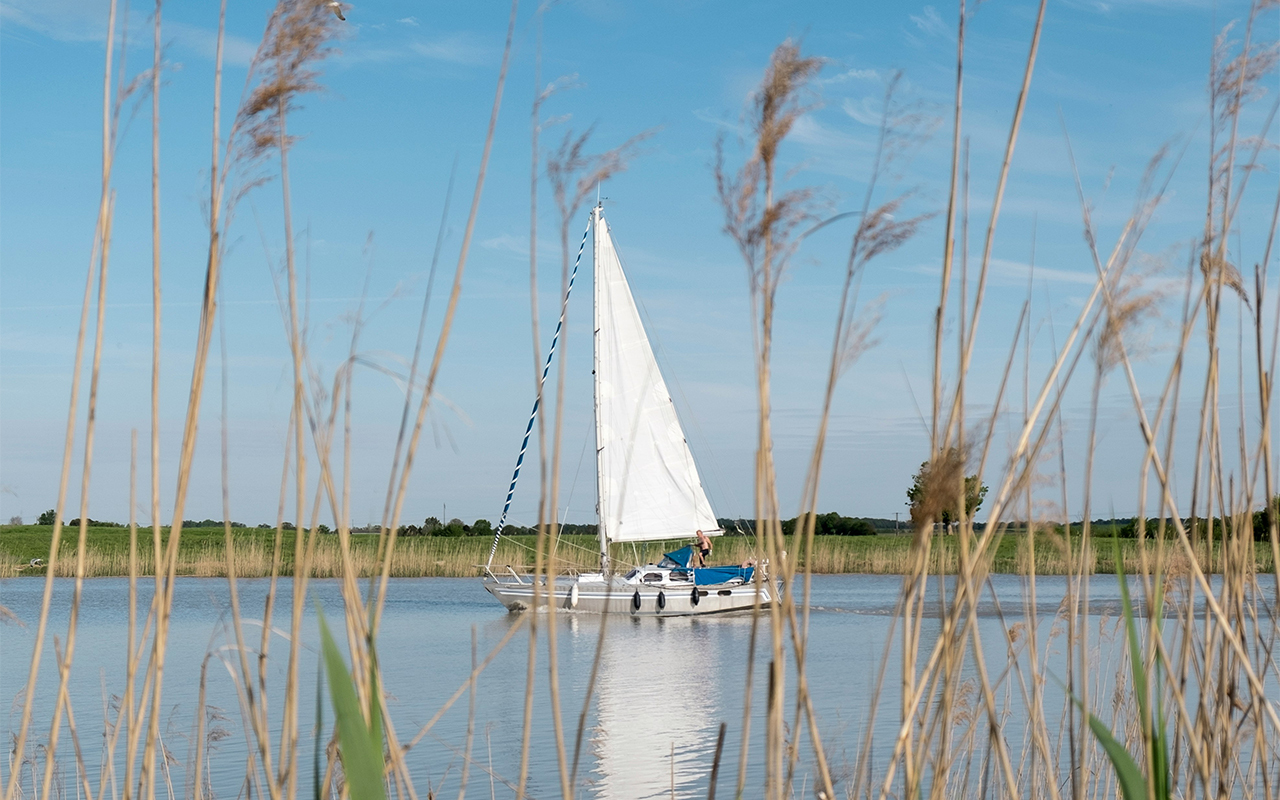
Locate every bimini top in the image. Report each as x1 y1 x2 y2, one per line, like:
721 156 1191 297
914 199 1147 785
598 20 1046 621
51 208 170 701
660 546 755 586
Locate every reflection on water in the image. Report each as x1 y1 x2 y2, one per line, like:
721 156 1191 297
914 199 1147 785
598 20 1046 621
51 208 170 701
2 574 1274 799
590 617 727 799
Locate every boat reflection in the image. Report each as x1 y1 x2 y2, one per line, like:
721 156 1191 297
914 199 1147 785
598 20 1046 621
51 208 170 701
586 616 732 799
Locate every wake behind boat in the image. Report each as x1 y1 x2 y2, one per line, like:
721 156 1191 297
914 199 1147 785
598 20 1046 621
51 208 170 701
482 204 773 615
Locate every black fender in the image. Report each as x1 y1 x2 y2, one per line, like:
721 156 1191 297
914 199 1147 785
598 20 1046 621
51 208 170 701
632 590 642 612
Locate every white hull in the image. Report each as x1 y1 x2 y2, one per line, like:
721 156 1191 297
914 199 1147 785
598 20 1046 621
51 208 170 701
483 574 772 616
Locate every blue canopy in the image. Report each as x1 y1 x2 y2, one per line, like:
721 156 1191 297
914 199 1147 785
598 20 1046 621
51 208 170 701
660 546 695 568
693 566 755 586
661 546 755 586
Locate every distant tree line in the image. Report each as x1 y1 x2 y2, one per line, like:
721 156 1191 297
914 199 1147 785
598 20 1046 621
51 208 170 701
999 503 1280 543
398 517 496 537
487 521 595 537
32 510 256 529
34 505 1278 542
718 515 895 537
14 510 904 536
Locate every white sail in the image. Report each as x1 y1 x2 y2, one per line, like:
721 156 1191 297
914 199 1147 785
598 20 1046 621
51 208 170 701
593 208 719 544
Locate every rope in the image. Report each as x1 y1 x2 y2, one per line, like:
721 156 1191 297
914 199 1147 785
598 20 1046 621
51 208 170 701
486 217 592 570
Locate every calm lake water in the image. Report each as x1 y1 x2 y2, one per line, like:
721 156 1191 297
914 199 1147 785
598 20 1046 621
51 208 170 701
0 573 1265 799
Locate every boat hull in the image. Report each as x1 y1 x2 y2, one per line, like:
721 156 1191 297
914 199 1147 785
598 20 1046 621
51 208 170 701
482 574 772 616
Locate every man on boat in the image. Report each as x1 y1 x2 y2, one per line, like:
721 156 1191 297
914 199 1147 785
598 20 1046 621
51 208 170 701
694 529 713 567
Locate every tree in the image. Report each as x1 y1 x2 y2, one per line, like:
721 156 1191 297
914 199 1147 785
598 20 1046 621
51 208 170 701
906 450 988 530
471 519 493 538
8 515 22 526
441 518 468 537
1252 496 1280 542
422 516 441 533
38 509 57 526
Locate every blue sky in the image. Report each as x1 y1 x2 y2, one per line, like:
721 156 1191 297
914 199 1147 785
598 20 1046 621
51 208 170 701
1 0 1276 529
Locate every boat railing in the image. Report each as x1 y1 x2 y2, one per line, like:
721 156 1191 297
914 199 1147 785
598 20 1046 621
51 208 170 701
480 564 588 583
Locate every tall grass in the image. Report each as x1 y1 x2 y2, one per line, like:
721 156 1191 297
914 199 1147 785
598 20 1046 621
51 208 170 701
4 1 1279 800
7 529 1273 579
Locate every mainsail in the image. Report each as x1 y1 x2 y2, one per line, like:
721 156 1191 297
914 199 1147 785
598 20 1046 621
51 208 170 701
592 208 719 544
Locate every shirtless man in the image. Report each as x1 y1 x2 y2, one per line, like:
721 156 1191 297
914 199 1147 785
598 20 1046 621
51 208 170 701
694 529 713 567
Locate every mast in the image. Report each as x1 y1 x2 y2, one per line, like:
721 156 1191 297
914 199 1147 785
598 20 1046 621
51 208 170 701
592 203 610 573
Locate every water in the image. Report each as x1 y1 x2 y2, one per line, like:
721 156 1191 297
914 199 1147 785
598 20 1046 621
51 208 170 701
0 574 1269 798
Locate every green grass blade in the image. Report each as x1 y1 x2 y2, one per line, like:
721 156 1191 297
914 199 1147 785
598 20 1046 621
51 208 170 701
318 609 387 800
315 656 324 800
1085 711 1149 800
1114 540 1148 727
367 638 384 768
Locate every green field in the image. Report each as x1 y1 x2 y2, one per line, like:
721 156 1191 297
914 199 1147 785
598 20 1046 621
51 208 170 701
1 525 1271 578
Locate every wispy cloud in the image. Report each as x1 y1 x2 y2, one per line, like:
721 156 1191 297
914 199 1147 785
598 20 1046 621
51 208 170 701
842 96 883 127
909 5 950 39
790 114 867 153
1 0 257 66
409 33 492 65
2 0 106 42
901 257 1103 287
167 20 257 68
481 233 527 256
337 29 495 68
691 107 744 135
822 67 881 86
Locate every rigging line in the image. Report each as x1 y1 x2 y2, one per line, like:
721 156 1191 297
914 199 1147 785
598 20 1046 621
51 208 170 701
489 528 648 572
559 421 593 528
486 216 592 570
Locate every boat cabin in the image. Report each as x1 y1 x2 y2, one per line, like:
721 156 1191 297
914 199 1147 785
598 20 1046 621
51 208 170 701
619 546 755 588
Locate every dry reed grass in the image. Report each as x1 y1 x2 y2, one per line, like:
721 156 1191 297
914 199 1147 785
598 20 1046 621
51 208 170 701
6 532 1269 579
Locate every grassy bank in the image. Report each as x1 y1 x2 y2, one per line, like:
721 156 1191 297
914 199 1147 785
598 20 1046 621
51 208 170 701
2 525 1271 578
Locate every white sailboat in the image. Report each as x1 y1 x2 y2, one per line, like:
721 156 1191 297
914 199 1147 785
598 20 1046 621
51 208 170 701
482 205 772 615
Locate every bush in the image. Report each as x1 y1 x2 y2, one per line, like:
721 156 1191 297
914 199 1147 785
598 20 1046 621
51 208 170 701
440 518 468 537
1253 497 1279 542
38 509 58 526
780 513 875 537
67 518 123 528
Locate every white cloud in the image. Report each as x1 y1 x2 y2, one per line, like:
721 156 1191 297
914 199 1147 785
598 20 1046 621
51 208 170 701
397 16 420 26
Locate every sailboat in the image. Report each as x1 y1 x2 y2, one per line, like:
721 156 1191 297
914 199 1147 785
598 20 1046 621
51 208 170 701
482 205 772 615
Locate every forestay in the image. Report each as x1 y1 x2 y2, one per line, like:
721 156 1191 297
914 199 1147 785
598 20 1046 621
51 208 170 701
593 210 719 543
